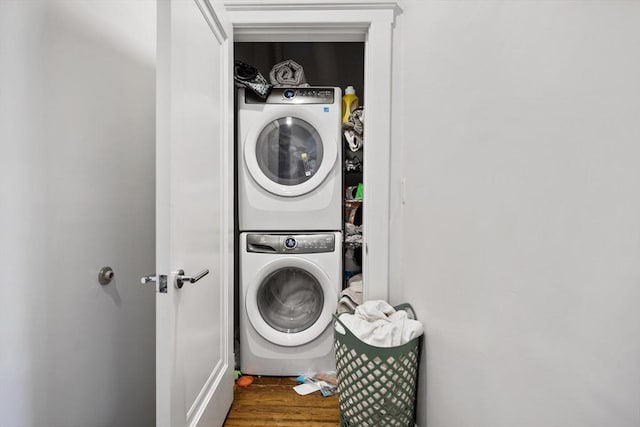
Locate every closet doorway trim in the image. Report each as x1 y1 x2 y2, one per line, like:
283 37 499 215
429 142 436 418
226 0 398 302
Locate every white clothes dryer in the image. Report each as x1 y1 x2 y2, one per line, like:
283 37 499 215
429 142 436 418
237 87 342 231
239 232 342 376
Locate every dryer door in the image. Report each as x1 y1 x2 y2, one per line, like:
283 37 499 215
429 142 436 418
244 113 338 197
246 257 337 346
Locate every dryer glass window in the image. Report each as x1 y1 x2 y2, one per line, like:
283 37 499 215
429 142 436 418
257 267 324 333
255 117 324 186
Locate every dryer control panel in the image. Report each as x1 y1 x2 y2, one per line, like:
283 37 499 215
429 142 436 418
246 233 336 254
245 87 336 105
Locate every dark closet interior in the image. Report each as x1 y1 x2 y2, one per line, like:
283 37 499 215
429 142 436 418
234 42 365 104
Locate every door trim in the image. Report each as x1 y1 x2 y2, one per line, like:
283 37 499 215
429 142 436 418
226 1 397 301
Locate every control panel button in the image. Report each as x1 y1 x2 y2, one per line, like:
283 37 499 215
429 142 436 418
284 237 297 249
283 89 295 99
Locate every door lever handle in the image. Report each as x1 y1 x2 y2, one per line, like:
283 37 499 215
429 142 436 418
176 269 209 289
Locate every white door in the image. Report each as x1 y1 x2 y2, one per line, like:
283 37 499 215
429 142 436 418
155 0 234 426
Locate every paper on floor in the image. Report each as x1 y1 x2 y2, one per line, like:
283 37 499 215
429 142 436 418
293 382 321 395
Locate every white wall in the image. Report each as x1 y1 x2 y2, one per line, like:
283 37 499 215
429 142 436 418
0 2 156 426
390 1 640 426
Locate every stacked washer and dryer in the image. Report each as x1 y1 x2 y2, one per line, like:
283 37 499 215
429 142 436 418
237 87 343 376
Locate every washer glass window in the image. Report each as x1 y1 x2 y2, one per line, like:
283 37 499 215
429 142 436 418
255 117 324 186
257 267 324 333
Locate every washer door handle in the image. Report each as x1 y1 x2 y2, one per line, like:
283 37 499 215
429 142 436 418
176 268 209 289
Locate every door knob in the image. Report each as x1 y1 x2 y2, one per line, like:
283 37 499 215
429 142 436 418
175 269 209 289
98 266 115 285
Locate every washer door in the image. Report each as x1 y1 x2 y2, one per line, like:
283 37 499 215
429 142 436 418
246 257 337 347
244 112 337 197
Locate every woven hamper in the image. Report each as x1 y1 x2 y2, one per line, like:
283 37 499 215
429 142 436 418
333 303 422 427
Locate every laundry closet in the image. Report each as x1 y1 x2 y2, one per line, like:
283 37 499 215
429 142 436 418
235 42 365 282
234 41 366 376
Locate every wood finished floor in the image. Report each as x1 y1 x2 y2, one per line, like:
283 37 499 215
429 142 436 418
223 376 340 427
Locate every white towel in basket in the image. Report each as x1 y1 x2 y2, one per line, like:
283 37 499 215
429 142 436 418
336 300 423 347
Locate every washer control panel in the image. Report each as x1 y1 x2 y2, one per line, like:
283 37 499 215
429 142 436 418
245 87 336 105
246 233 336 254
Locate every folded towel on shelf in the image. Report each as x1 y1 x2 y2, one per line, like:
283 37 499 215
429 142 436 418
347 274 363 293
337 275 363 314
269 59 309 87
336 300 423 347
337 294 359 314
337 274 363 314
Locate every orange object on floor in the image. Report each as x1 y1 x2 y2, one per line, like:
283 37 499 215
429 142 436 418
236 375 254 387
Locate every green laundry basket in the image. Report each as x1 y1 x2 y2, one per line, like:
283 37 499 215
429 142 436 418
333 303 422 427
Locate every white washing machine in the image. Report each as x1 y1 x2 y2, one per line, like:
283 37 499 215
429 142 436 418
237 87 342 231
239 232 342 376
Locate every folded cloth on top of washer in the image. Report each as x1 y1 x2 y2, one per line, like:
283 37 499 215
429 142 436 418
335 300 423 347
234 60 272 98
269 59 310 87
